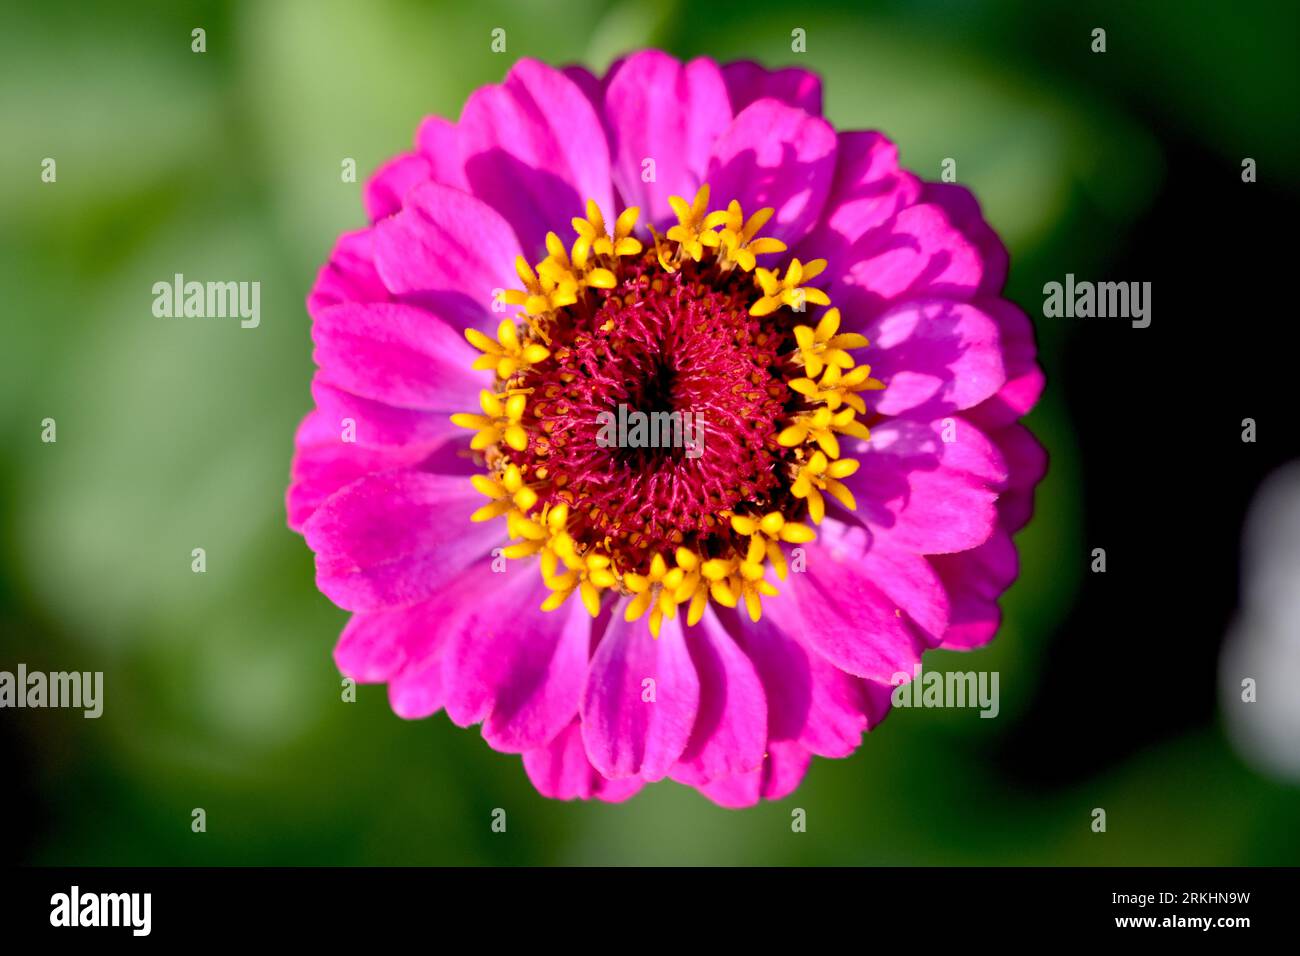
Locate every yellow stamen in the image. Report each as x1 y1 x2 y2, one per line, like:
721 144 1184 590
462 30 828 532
777 404 871 459
470 462 540 522
666 185 721 263
465 319 551 379
704 537 779 621
572 200 643 260
750 258 830 316
730 511 816 580
451 389 529 451
623 552 685 638
541 541 617 617
502 255 579 316
704 200 787 272
788 363 885 414
791 451 860 524
538 231 618 292
792 308 869 378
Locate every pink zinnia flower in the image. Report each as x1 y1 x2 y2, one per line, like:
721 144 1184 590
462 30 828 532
288 52 1046 807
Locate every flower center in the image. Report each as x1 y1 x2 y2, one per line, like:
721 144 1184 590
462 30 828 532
518 256 788 563
452 187 885 635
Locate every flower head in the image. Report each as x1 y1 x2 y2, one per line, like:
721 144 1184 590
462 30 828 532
290 52 1046 808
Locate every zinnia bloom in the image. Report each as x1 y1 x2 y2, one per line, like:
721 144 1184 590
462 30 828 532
288 52 1046 807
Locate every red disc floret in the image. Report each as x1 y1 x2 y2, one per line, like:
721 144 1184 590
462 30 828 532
509 256 793 570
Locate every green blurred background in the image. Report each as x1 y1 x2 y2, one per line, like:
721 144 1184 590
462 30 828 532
3 0 1298 864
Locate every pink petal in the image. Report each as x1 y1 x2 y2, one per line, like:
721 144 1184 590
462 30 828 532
414 116 468 192
604 52 732 228
560 65 604 115
372 181 522 335
386 654 447 720
380 556 502 719
965 299 1045 429
721 61 822 116
334 561 492 719
580 609 700 781
794 131 921 275
310 376 461 451
311 301 485 412
285 409 434 533
364 151 432 222
759 740 814 801
303 470 502 612
382 550 549 721
697 740 813 808
857 537 950 646
861 299 1007 420
440 562 592 753
931 528 1018 651
706 98 837 247
720 611 810 742
307 228 390 320
523 723 645 803
921 182 1007 296
459 58 615 258
334 595 445 684
830 202 985 319
764 523 929 682
668 608 768 786
725 611 884 758
792 664 892 758
991 422 1048 534
841 416 1007 554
